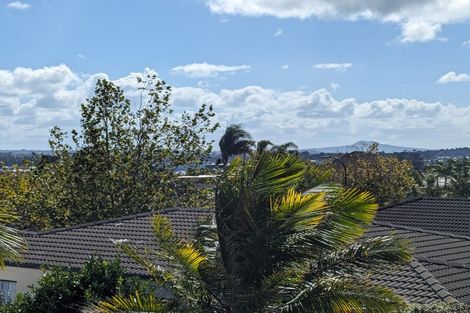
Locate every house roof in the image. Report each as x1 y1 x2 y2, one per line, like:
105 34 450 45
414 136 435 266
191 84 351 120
376 197 470 237
10 197 470 304
16 208 212 276
370 259 453 304
372 197 470 304
368 222 470 304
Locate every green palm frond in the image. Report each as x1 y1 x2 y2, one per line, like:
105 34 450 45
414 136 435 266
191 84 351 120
303 188 378 251
281 277 406 313
0 211 25 268
88 291 169 313
320 235 413 271
117 215 213 308
328 188 378 229
251 153 306 197
118 244 169 284
272 189 326 232
151 215 207 278
296 163 332 193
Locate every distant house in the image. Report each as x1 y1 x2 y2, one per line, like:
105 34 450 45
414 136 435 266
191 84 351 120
0 198 469 304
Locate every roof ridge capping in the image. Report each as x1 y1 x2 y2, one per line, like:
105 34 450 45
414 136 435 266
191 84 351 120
372 221 470 242
28 207 207 236
422 196 470 201
378 197 423 211
378 196 470 212
409 260 456 303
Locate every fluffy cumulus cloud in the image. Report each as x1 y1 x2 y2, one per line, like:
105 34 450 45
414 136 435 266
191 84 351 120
171 62 251 78
0 65 158 148
6 1 30 9
205 0 470 43
399 19 443 43
3 65 470 149
437 71 470 84
314 63 353 72
172 85 470 149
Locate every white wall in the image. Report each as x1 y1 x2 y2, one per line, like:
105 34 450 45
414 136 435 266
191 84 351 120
0 266 43 297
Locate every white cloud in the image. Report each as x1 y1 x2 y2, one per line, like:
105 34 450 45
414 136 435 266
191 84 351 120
281 65 289 70
462 40 470 47
274 28 283 37
399 19 443 43
76 54 87 60
3 64 470 149
205 0 470 43
0 65 107 148
6 1 30 9
437 71 470 84
172 85 470 148
171 62 251 78
314 63 353 72
330 83 340 90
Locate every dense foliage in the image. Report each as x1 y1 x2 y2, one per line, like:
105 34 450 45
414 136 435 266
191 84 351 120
424 158 470 198
398 303 470 313
91 153 412 313
0 257 145 313
327 149 416 206
0 176 25 267
0 75 218 230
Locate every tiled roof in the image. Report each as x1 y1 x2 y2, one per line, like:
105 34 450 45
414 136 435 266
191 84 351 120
16 208 212 276
367 222 470 303
370 260 453 304
10 198 470 305
372 197 470 304
376 197 470 237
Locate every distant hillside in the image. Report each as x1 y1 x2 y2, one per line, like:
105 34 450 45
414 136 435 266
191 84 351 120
0 150 51 156
0 150 51 166
303 141 427 154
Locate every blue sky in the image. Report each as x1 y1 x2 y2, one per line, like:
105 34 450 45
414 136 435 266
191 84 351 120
1 0 470 149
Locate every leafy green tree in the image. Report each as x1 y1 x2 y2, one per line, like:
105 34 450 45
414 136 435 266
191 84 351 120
2 75 218 230
218 124 255 165
327 151 415 206
92 153 412 313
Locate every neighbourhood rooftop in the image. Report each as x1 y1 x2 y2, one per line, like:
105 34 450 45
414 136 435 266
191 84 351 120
9 197 470 304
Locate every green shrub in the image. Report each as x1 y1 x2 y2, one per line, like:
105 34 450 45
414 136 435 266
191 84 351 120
0 256 147 313
399 302 470 313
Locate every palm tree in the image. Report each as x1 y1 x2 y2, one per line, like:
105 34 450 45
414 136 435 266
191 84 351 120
219 124 255 165
448 158 470 198
256 140 274 154
92 153 412 313
271 141 299 155
256 140 299 155
0 208 25 268
430 160 454 189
